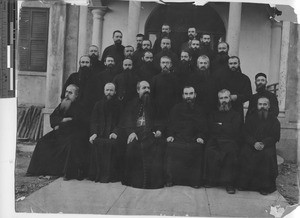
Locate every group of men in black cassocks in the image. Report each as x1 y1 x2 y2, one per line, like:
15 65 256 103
27 25 280 196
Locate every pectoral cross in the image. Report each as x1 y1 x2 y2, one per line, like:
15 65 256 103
137 116 146 126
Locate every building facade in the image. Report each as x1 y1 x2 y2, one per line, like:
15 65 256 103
17 0 299 162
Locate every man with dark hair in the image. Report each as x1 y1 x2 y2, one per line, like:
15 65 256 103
95 56 120 100
123 45 134 59
121 81 165 189
27 84 89 181
219 56 252 120
153 37 178 70
238 97 280 195
204 89 242 194
113 58 139 106
198 33 215 61
136 33 144 51
137 51 158 83
61 55 97 116
176 50 194 90
187 55 218 114
132 39 152 68
165 86 207 188
211 42 230 79
189 39 201 67
151 56 181 124
88 83 124 183
152 23 179 55
181 27 197 51
88 45 105 74
246 73 279 119
101 30 125 67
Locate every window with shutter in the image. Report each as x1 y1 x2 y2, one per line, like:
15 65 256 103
19 7 49 72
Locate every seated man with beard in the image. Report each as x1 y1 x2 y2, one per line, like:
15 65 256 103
27 85 89 180
238 97 280 195
88 83 124 183
165 86 207 188
113 58 139 107
246 73 279 120
204 89 242 194
121 81 165 189
61 55 98 117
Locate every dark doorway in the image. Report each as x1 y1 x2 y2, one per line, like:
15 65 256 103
145 3 226 51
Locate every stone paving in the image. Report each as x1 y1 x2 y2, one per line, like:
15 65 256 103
16 178 289 217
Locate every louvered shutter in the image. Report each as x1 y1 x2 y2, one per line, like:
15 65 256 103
19 8 49 72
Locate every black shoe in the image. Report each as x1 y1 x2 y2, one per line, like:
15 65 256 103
259 190 269 195
226 186 236 194
63 176 71 181
193 185 201 189
204 184 213 188
237 187 245 191
165 182 173 187
76 169 84 181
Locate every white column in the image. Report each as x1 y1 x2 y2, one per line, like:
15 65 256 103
226 2 242 56
90 6 108 53
278 21 290 112
268 21 282 84
43 3 67 134
127 0 141 47
77 6 88 62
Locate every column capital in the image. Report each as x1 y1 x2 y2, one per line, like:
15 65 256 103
89 6 108 18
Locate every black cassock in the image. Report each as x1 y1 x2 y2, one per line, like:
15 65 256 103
218 69 252 120
151 72 181 125
120 97 166 189
187 69 219 115
88 98 125 183
61 69 98 117
204 109 242 186
137 62 158 83
166 102 207 187
238 113 280 193
27 101 89 179
101 44 125 68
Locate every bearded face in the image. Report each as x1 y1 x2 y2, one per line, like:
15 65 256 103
218 101 232 111
255 77 267 93
257 98 270 119
218 92 231 112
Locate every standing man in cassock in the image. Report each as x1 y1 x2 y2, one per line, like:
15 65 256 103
199 33 215 61
211 42 230 80
246 73 279 120
95 55 119 100
88 45 105 74
61 55 97 117
27 85 89 181
121 81 166 189
137 51 158 83
152 23 178 55
238 97 280 195
187 55 218 114
123 45 134 59
113 58 139 107
101 30 125 68
165 86 207 188
204 89 242 194
151 56 181 126
88 83 124 183
176 50 194 91
181 27 197 51
135 33 144 52
153 37 178 71
219 56 252 120
132 39 152 69
189 39 201 67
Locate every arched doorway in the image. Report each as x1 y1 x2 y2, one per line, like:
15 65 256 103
145 3 226 51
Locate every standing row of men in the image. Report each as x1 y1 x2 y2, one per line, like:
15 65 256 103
27 25 280 196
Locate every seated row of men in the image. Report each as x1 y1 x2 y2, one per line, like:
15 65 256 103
27 80 280 196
